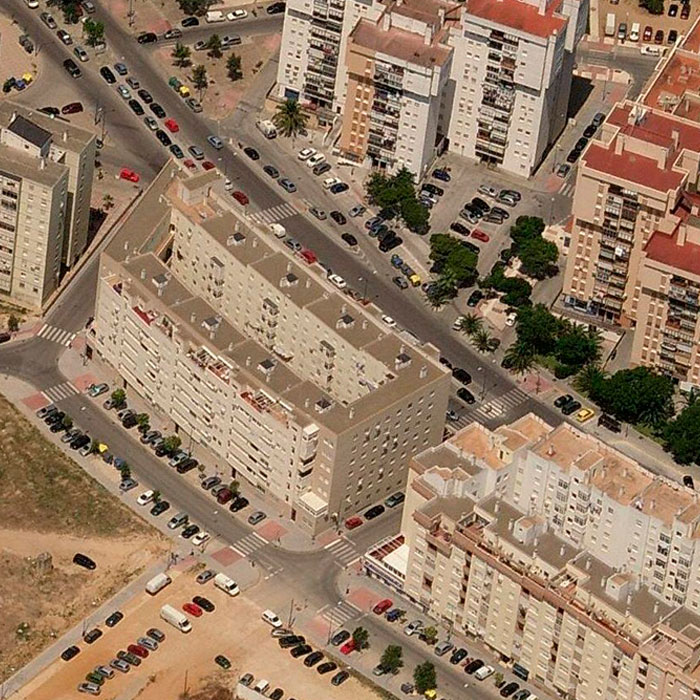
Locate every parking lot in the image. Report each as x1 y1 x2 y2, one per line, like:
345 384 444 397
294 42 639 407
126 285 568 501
18 570 367 700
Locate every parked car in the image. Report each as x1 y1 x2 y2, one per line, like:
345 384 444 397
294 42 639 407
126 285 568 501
105 611 124 627
373 598 393 615
364 504 385 520
345 516 363 530
331 630 350 646
248 511 266 525
73 553 97 570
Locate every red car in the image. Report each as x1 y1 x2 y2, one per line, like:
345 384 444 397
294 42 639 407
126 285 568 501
373 598 393 615
119 168 140 183
471 230 490 243
232 191 249 206
340 638 356 655
655 29 664 44
300 249 317 265
183 159 197 171
345 516 363 530
183 602 203 617
127 643 149 658
202 161 215 171
164 118 179 133
643 25 653 41
61 101 83 115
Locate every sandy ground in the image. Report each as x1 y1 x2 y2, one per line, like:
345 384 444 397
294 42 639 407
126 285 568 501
0 14 43 89
18 570 377 700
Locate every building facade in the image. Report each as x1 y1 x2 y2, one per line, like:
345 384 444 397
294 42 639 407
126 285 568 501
399 416 700 700
0 104 96 309
276 0 586 177
90 166 450 534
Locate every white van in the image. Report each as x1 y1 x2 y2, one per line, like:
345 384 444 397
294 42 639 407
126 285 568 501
253 680 270 694
145 573 172 595
214 572 240 596
205 10 225 22
270 223 286 238
629 22 640 41
262 609 283 628
474 665 494 680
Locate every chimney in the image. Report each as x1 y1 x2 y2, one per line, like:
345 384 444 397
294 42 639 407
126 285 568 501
62 131 68 142
287 261 292 273
341 304 347 315
672 129 680 150
547 444 556 457
252 239 258 248
560 545 566 556
585 559 591 570
349 407 355 419
39 158 46 170
140 268 146 280
190 311 196 323
246 356 251 367
614 136 625 156
420 365 427 379
382 12 391 31
304 397 310 408
653 601 659 614
495 501 500 513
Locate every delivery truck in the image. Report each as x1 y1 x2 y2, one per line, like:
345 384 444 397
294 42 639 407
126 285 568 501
160 604 192 633
256 119 277 139
605 12 616 37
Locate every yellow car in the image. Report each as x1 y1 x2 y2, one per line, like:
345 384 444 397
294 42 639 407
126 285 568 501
576 407 595 423
409 273 421 287
178 85 191 98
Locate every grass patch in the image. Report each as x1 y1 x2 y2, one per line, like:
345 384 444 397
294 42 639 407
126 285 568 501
633 422 666 446
0 393 141 537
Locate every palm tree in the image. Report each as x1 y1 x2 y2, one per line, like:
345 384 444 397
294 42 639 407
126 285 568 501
192 65 208 100
172 42 191 68
473 328 494 353
206 34 222 59
102 193 114 210
503 342 535 375
457 313 482 337
227 53 243 82
573 363 606 395
272 99 308 139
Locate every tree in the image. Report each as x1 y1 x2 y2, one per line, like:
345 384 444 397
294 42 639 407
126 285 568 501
493 672 504 686
500 277 533 308
89 438 100 454
589 366 674 426
503 341 535 375
473 328 494 353
152 490 161 503
162 435 182 456
62 414 73 429
7 314 19 333
400 196 430 235
421 626 438 645
573 363 607 395
83 18 105 47
102 193 115 211
272 99 308 139
555 325 602 370
429 234 478 291
177 0 214 16
517 236 558 280
110 388 126 408
640 0 664 13
205 34 223 59
226 53 243 82
510 215 545 248
172 42 192 68
515 304 561 355
192 65 208 99
380 645 403 674
352 626 369 650
118 462 131 480
664 404 700 464
457 313 482 337
413 661 437 694
229 479 240 495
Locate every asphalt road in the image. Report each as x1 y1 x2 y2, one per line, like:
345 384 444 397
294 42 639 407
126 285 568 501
150 14 284 47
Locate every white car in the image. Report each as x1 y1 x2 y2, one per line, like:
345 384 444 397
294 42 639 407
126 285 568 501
323 177 341 190
192 531 210 546
261 609 283 628
328 274 346 290
137 489 155 506
505 312 517 327
226 9 248 19
307 153 326 168
117 85 131 100
381 315 396 328
25 0 39 8
297 147 316 161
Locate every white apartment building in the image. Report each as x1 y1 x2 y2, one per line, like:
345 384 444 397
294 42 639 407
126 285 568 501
90 166 450 534
277 0 586 176
397 415 700 700
0 104 96 309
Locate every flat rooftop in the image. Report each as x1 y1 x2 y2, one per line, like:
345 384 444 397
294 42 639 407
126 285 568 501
464 0 567 39
645 226 700 278
0 143 66 187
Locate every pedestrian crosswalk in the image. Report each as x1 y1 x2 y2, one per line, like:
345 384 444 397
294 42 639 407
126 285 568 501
247 202 298 226
319 600 361 628
230 531 267 557
559 182 575 198
254 550 285 580
453 386 529 428
43 381 79 403
324 537 361 567
37 323 76 347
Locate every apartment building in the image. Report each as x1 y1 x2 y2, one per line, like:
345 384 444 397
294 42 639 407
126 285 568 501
0 103 96 270
399 416 700 700
277 0 585 177
90 166 450 534
0 105 96 309
445 0 587 176
337 0 455 175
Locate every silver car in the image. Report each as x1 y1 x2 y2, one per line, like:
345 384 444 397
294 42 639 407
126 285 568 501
109 658 130 673
94 665 114 679
248 511 266 526
73 45 89 62
404 620 423 636
196 569 216 584
138 636 158 651
78 683 100 695
117 85 131 100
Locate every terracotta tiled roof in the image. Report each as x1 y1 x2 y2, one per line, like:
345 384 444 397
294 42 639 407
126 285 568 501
465 0 567 39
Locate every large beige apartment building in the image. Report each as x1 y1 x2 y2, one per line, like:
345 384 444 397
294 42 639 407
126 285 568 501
0 103 96 309
90 165 450 534
397 415 700 700
277 0 586 177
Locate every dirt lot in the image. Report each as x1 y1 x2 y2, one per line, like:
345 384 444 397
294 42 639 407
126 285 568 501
0 394 165 683
18 570 379 700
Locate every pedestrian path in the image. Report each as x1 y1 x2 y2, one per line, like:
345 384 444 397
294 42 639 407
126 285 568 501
247 202 297 226
37 323 76 347
43 381 79 403
254 550 285 581
324 537 361 567
319 600 361 628
453 386 529 428
230 531 267 557
558 181 575 198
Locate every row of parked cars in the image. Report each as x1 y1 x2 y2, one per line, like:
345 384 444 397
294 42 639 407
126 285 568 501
273 628 349 687
563 112 605 167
